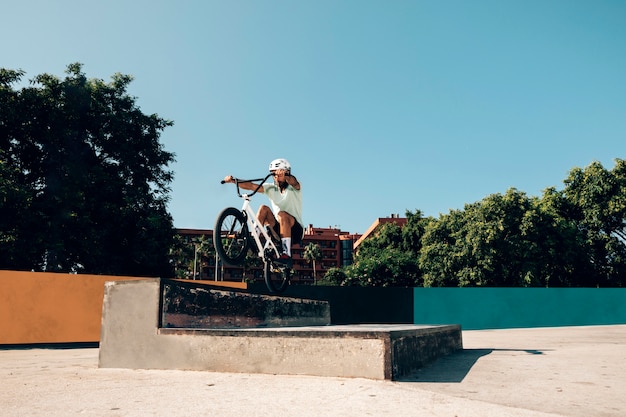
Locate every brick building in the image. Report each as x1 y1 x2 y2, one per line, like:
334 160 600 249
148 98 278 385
176 225 361 285
352 214 407 253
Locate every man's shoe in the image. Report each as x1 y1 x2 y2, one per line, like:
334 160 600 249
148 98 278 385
274 253 292 268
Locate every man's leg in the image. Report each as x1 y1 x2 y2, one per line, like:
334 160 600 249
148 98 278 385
257 205 276 228
277 211 295 257
254 205 280 244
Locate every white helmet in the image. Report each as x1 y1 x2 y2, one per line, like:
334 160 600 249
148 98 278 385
269 158 291 172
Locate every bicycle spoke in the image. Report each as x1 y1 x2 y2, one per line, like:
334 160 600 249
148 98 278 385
214 207 249 266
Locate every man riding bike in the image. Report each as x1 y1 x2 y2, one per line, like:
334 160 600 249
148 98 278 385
223 158 303 267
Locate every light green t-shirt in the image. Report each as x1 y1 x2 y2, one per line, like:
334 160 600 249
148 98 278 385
263 182 303 228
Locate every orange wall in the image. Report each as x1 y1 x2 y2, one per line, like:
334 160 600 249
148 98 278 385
0 270 146 345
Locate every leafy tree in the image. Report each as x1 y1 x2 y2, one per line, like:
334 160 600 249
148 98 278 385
0 64 175 277
420 188 591 287
319 267 346 286
344 161 625 288
241 251 263 282
357 222 403 256
401 209 433 255
344 214 424 287
531 187 595 286
418 208 467 287
171 234 216 279
344 246 421 287
0 149 31 265
303 242 322 283
169 235 193 279
560 159 626 286
196 235 216 278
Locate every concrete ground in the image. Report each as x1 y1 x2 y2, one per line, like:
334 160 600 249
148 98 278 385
1 325 625 417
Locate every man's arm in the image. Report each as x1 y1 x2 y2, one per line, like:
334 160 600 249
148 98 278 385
275 170 301 190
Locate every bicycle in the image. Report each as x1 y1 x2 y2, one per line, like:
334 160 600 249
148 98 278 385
214 173 291 293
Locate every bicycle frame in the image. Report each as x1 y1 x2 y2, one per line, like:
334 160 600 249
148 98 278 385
240 194 281 259
228 174 281 259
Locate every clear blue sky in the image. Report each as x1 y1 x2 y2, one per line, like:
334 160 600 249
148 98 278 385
4 0 625 234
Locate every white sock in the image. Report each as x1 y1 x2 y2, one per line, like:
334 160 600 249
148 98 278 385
282 238 292 256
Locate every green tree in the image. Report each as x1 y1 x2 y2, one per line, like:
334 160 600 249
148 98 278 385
171 235 220 280
419 188 590 287
0 64 175 276
345 216 422 287
418 208 466 287
348 221 401 286
241 251 263 282
400 209 433 255
338 161 625 288
196 235 217 279
303 242 322 284
0 149 31 266
560 159 626 286
344 246 420 287
530 187 594 286
319 267 346 286
170 235 193 279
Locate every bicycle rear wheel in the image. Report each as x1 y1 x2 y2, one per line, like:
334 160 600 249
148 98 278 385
264 260 290 293
214 207 249 266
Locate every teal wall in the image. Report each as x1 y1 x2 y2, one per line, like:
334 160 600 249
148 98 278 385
413 288 626 330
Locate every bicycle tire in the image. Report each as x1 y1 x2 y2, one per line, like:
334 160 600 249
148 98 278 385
264 260 290 293
214 207 249 266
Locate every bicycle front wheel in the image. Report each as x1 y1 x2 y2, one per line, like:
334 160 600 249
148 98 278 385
214 207 249 266
264 260 290 293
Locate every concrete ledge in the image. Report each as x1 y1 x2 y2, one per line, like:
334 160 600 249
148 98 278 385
99 279 462 380
161 279 330 328
159 324 462 380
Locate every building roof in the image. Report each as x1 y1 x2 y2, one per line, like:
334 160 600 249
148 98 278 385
352 215 407 250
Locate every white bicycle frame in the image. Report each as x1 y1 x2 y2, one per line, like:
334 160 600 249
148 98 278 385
239 193 281 260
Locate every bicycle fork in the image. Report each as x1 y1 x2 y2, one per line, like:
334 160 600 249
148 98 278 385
240 196 281 260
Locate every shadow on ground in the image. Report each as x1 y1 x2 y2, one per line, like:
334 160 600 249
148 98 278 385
401 348 546 383
0 342 99 351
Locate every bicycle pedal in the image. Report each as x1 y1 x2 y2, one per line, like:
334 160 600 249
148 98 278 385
271 265 291 273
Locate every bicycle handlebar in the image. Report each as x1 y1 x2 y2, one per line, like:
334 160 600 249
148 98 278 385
221 173 274 198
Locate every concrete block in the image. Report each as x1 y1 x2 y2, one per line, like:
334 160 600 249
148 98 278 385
161 279 330 328
99 279 462 380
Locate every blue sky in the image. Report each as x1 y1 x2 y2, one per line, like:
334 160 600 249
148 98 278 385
3 0 625 234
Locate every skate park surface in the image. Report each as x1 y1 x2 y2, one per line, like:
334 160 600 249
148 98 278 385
2 324 625 417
